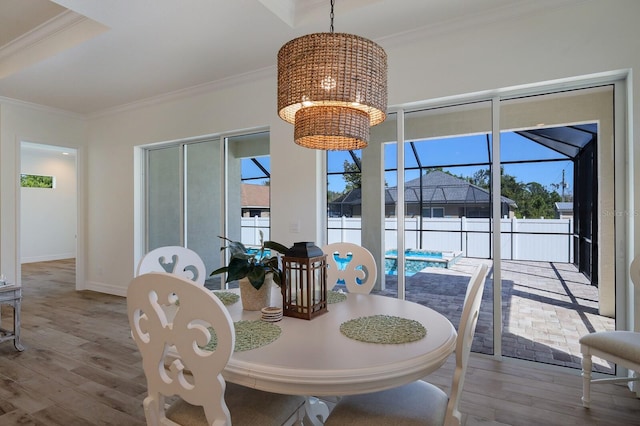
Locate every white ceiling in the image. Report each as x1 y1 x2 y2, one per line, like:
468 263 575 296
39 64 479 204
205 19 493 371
0 0 574 116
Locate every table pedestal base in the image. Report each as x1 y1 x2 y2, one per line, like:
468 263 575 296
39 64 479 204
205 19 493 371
304 396 330 426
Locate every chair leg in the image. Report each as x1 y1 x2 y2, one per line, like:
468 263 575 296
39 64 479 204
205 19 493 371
283 404 306 426
581 354 592 408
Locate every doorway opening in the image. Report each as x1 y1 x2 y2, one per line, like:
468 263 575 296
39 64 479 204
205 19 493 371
19 142 78 287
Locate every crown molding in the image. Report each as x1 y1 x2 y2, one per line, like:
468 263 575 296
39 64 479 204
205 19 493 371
0 10 86 60
0 10 108 79
87 66 276 119
0 95 85 120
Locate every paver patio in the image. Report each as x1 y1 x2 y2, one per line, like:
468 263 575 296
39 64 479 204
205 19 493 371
372 257 616 374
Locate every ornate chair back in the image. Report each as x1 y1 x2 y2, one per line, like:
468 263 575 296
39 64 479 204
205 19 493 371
137 246 206 284
322 242 378 294
127 272 234 424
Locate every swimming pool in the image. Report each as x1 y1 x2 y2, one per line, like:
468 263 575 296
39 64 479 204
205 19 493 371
384 249 462 276
246 247 460 277
245 247 273 258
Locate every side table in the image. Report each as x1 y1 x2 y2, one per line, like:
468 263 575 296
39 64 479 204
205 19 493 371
0 285 25 351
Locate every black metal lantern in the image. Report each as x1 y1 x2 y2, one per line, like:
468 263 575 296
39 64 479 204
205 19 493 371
282 242 328 320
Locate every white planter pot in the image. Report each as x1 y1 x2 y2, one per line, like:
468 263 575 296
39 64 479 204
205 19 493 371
239 274 272 311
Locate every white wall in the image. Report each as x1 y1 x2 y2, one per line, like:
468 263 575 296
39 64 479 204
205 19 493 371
20 147 77 263
0 102 86 286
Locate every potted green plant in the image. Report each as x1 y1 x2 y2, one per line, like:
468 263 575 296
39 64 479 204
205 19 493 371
210 232 289 310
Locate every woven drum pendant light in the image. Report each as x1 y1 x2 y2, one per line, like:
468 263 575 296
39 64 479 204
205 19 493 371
277 0 387 150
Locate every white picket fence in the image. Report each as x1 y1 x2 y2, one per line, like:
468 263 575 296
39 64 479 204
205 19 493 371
241 216 574 262
240 216 273 247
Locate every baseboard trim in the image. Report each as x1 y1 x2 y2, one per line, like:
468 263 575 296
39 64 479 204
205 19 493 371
21 254 76 264
84 280 127 297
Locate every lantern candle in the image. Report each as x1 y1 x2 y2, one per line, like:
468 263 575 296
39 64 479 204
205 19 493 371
282 242 328 320
295 287 321 307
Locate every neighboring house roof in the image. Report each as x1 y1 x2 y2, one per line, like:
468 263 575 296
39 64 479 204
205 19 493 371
401 171 517 207
241 184 270 208
330 188 363 205
555 202 573 212
330 171 517 207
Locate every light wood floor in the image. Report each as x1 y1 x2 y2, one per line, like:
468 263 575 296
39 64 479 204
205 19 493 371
0 259 637 425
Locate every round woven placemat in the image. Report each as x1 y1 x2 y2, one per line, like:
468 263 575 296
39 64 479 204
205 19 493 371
213 291 240 306
328 290 347 304
340 315 426 344
203 320 281 352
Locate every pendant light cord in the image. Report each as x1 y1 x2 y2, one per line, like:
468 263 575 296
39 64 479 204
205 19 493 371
330 0 335 33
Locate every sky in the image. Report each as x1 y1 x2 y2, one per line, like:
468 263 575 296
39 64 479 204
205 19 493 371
242 131 575 201
327 132 574 198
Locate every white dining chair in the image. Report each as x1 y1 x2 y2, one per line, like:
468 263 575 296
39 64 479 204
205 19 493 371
137 246 207 284
324 262 490 426
127 272 305 425
322 242 377 294
579 255 640 408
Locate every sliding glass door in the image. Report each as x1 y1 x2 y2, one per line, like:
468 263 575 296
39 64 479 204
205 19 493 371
328 82 621 370
144 130 271 288
185 140 224 275
383 101 495 356
498 87 615 370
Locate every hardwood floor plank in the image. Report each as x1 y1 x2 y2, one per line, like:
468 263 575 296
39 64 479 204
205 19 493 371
0 376 56 415
30 404 98 426
0 408 48 426
2 346 88 388
76 380 148 418
18 375 145 426
71 365 147 398
458 357 640 425
0 399 18 416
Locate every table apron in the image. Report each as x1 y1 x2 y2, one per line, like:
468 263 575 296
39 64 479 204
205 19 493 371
223 340 455 396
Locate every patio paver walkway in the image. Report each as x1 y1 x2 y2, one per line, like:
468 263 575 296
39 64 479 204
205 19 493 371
371 257 616 374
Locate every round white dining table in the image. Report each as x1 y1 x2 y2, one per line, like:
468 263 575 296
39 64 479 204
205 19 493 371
222 287 457 397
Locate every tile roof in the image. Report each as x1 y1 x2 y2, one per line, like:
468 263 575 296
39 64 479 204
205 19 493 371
241 184 270 208
331 171 516 206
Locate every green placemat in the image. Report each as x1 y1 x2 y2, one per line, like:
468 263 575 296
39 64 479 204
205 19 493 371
213 291 240 306
203 320 281 352
328 290 347 304
340 315 426 344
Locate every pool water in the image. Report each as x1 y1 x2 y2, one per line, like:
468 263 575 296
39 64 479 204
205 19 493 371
245 248 272 258
385 249 443 259
384 249 451 276
247 247 458 277
330 253 366 286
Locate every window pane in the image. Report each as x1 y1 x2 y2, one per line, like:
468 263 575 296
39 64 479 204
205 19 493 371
409 134 491 168
20 174 54 188
185 140 223 274
385 101 494 357
228 132 271 252
242 157 270 182
147 146 181 249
